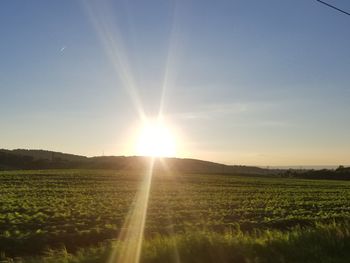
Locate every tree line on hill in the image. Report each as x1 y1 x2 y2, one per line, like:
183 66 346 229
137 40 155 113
282 166 350 180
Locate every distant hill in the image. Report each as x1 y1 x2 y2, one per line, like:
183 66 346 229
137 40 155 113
87 156 271 175
1 149 87 162
0 149 88 170
2 149 350 179
0 149 272 175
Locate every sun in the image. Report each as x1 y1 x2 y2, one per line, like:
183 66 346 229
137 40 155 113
136 121 176 157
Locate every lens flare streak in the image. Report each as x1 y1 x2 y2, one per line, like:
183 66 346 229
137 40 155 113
108 158 155 263
83 1 146 122
82 2 183 262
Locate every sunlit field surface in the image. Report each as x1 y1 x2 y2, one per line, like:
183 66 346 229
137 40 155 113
2 170 350 262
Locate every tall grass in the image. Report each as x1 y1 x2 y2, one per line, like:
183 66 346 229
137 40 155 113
5 222 350 263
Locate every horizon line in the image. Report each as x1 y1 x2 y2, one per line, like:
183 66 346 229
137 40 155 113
1 148 349 170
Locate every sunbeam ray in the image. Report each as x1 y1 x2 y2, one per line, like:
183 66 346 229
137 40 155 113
108 158 155 263
82 2 184 262
82 1 146 123
158 0 182 121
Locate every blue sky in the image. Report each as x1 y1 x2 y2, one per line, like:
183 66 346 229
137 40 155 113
1 0 350 166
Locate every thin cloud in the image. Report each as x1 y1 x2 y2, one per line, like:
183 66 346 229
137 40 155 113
171 102 264 120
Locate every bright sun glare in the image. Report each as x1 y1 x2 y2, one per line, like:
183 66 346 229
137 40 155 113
136 122 176 157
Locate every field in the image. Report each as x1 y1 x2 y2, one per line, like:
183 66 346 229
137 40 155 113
1 169 350 262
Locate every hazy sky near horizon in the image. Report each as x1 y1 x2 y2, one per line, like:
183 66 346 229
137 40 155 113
1 0 350 166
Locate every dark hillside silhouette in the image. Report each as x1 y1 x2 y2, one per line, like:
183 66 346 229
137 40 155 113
0 149 270 175
2 149 349 180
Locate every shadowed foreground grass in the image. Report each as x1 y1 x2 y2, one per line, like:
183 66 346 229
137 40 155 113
5 222 350 263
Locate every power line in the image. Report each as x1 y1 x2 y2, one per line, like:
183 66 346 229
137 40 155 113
316 0 350 16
